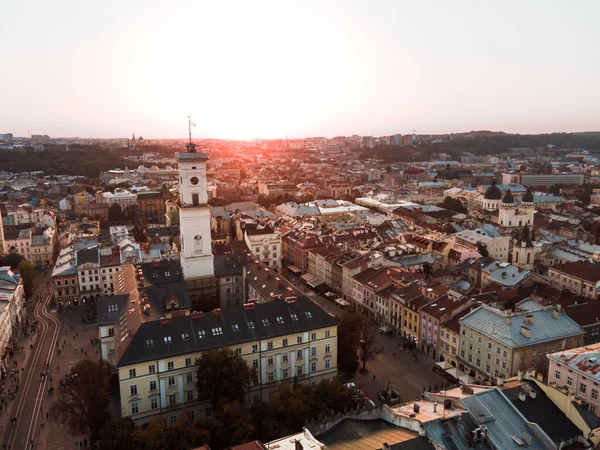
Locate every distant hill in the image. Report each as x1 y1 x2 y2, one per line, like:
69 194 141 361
366 131 600 162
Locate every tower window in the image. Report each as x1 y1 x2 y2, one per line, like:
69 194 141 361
192 193 199 206
194 235 203 255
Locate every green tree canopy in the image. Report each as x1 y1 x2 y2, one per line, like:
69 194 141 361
337 311 362 375
108 204 125 223
50 359 113 445
17 259 35 297
195 347 257 408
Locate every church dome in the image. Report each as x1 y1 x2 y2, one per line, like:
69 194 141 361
484 180 502 200
501 189 514 204
521 188 534 203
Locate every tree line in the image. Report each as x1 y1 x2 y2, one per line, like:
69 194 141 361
0 148 129 178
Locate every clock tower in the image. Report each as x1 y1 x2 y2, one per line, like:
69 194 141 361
177 142 214 281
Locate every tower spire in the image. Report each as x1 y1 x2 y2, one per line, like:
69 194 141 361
186 116 197 153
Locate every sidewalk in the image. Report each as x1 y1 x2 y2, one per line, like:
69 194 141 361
35 306 101 450
0 271 50 447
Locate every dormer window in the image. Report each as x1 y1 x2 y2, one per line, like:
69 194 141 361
163 336 172 344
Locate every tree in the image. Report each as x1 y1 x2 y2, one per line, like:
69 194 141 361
134 416 209 450
18 260 35 298
207 401 254 448
357 317 383 372
195 348 257 408
97 419 138 450
108 204 124 223
440 196 467 214
337 312 362 375
549 184 563 196
50 359 113 445
476 241 489 258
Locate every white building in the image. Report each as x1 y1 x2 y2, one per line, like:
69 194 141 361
101 189 138 208
0 266 26 373
454 229 510 262
244 225 281 270
176 146 214 280
76 246 102 300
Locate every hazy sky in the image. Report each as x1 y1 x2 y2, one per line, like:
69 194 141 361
1 1 599 140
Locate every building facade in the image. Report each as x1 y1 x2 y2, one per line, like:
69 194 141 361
459 305 584 380
115 297 338 426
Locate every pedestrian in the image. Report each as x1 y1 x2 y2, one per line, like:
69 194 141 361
84 352 87 357
46 412 49 419
83 437 87 447
373 374 376 381
393 352 396 358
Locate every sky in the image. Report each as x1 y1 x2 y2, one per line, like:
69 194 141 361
1 1 599 140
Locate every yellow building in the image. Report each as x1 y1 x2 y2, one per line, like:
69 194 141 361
115 296 338 425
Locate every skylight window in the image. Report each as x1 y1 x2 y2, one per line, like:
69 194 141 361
247 321 255 329
181 333 190 341
305 311 313 319
262 319 270 326
212 327 223 336
276 316 284 324
290 314 298 321
232 324 240 332
198 330 206 339
163 336 172 344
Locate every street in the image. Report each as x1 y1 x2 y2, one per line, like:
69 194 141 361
1 270 100 450
279 268 446 404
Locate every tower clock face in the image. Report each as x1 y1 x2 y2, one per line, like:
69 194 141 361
190 176 199 185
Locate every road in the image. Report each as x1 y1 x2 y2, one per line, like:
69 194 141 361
4 275 61 450
279 267 445 403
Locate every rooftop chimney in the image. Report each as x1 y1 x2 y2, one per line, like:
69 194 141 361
505 314 512 325
160 318 170 325
246 253 253 263
264 268 270 279
519 392 527 402
191 311 204 319
153 261 160 268
285 296 297 304
275 277 281 289
529 389 537 399
213 308 222 316
413 403 420 414
254 260 260 270
497 377 504 386
238 256 242 265
433 401 438 413
243 303 255 311
553 309 559 319
520 325 531 338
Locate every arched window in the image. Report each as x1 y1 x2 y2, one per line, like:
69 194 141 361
194 235 203 255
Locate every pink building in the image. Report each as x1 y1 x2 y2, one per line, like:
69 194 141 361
548 343 600 416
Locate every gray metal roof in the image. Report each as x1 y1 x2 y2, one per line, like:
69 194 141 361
460 306 583 349
461 389 554 450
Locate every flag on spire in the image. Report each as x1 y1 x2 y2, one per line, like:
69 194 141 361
190 120 197 127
